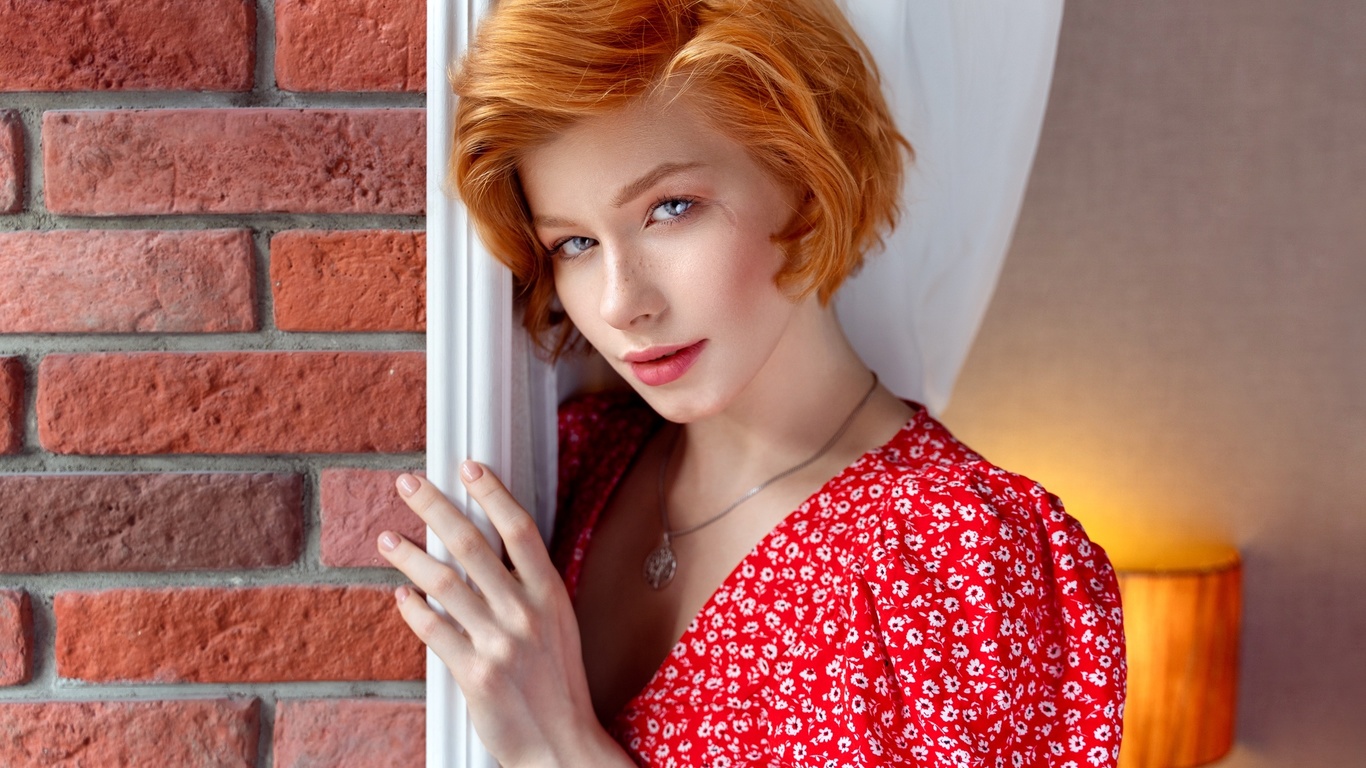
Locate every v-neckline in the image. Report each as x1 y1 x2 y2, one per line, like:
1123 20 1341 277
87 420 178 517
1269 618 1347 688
564 399 926 725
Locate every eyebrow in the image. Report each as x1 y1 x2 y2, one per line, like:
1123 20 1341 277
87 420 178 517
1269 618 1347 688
610 161 704 208
531 214 579 229
531 161 705 230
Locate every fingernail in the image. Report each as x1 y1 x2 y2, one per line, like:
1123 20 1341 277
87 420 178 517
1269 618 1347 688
396 474 420 496
395 586 409 604
379 532 400 551
461 461 483 481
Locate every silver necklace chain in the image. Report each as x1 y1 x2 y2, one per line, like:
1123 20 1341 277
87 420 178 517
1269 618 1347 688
642 371 879 590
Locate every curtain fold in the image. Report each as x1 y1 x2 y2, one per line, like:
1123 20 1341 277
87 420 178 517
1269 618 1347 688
836 0 1065 414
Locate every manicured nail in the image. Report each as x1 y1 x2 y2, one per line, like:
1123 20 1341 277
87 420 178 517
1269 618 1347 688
379 532 399 551
395 586 409 604
461 461 483 481
397 474 420 496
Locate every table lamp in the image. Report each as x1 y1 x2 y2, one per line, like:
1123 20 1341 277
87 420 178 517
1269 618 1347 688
1112 541 1242 768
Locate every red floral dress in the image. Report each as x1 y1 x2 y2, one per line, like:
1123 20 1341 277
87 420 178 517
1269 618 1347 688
554 392 1125 767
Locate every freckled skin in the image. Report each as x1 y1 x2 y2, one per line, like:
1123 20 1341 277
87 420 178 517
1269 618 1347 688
519 93 803 425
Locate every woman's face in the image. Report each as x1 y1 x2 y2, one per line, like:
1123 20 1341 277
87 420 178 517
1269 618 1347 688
518 94 805 422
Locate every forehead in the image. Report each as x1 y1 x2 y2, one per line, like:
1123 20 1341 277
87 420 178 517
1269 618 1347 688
517 94 752 203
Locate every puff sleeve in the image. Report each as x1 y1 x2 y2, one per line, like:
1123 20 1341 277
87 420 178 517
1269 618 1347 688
830 462 1126 767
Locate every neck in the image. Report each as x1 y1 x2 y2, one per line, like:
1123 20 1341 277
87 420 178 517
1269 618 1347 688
671 298 888 501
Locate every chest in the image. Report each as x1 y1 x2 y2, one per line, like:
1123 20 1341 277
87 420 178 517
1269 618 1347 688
571 443 819 724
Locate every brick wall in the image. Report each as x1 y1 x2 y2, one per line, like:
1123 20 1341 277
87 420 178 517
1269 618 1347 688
0 1 429 764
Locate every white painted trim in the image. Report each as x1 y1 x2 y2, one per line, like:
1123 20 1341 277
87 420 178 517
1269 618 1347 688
427 1 502 766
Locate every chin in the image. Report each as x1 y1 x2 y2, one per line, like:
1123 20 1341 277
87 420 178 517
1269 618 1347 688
627 387 706 424
625 371 738 425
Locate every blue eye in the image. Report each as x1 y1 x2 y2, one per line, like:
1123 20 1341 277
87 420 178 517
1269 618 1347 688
649 198 694 223
552 236 597 259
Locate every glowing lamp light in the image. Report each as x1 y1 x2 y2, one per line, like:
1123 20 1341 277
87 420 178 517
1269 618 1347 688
1111 540 1242 768
964 437 1242 766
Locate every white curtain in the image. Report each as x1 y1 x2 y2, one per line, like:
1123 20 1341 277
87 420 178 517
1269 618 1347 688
836 1 1064 413
426 2 1064 765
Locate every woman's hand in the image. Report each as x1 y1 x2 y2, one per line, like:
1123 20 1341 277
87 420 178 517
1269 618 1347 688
377 462 633 768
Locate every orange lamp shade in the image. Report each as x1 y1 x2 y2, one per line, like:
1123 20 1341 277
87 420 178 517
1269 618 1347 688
1114 544 1242 768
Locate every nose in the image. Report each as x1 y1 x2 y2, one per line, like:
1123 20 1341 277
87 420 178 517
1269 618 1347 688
599 244 665 330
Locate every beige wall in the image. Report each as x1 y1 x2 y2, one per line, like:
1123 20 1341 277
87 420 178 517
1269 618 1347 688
941 2 1366 766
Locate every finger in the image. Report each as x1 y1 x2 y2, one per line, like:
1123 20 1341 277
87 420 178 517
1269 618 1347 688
378 530 495 635
395 473 518 605
459 461 560 589
393 584 473 666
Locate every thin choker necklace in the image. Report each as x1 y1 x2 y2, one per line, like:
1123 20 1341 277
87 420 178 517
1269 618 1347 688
642 372 879 590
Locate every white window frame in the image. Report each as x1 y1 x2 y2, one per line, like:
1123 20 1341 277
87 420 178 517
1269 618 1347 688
426 2 508 765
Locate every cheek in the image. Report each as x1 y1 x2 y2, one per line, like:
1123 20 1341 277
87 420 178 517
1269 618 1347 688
704 228 787 310
550 266 601 335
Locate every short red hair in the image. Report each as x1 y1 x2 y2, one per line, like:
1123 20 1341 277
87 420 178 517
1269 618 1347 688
450 0 911 358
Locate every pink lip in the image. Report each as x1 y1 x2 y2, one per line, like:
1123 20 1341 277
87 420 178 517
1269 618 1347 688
626 340 707 386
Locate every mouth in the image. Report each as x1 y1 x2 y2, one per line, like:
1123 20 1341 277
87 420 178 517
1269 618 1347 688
622 341 702 364
624 340 707 386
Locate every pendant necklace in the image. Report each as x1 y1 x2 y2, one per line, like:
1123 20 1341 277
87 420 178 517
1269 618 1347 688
642 372 879 590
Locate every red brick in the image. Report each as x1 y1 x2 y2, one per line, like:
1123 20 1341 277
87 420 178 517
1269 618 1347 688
0 0 254 92
321 469 426 567
0 591 33 686
55 586 423 683
37 351 424 455
276 0 426 92
43 109 425 215
0 111 21 212
0 357 21 454
0 229 256 333
0 699 259 766
274 698 424 768
0 473 302 574
273 230 426 332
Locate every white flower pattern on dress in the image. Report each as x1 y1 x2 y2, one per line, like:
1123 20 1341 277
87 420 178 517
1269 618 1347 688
556 393 1125 767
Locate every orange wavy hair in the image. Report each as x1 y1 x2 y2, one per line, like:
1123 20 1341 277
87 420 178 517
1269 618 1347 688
450 0 911 358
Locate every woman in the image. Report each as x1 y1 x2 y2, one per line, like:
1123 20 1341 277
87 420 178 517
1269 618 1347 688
377 0 1126 765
